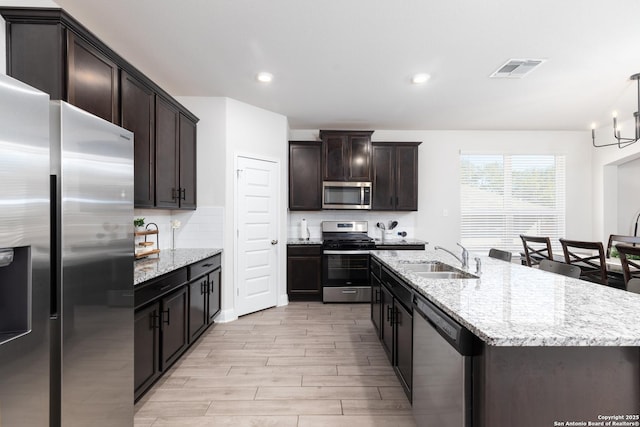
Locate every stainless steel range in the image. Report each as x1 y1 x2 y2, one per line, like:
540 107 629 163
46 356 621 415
322 221 375 303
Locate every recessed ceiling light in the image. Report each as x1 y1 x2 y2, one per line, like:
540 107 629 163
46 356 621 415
411 73 430 85
256 72 273 83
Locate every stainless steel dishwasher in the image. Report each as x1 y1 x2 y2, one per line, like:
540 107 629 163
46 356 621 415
412 293 479 427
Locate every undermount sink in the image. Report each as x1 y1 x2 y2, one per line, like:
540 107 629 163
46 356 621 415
400 261 479 279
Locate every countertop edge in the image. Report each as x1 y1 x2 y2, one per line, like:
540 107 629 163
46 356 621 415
134 248 223 285
371 251 640 347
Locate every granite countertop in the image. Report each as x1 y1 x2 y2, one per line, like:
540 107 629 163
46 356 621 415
134 248 222 285
373 238 427 246
287 238 323 245
286 238 427 246
371 249 640 347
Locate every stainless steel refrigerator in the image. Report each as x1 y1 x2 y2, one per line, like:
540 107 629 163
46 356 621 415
0 73 134 426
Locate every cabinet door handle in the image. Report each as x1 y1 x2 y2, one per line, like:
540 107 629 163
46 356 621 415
208 280 214 295
200 280 207 295
181 188 186 200
386 305 392 322
150 312 160 330
171 188 178 200
161 308 170 325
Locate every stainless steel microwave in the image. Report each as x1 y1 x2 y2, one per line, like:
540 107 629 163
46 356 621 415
322 181 372 210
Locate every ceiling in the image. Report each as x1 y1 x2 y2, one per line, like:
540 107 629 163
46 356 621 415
44 0 640 131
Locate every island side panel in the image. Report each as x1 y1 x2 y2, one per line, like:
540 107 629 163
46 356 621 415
474 346 640 427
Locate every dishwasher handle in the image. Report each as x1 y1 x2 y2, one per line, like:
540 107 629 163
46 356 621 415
414 295 479 356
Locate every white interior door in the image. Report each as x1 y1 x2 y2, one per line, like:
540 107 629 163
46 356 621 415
235 155 279 317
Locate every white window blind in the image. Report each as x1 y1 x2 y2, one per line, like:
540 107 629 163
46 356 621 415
460 154 566 253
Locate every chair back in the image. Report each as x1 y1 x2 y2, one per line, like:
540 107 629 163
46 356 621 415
627 278 640 294
606 234 640 258
538 259 581 279
520 235 553 267
614 243 640 285
488 248 512 262
559 239 607 285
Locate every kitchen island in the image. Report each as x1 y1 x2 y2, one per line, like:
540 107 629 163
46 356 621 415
371 249 640 427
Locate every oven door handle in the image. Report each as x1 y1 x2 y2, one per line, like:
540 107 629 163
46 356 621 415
323 250 371 255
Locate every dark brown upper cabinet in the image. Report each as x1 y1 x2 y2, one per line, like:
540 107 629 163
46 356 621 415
1 7 199 210
155 97 181 209
155 101 197 210
2 9 119 123
67 32 118 123
289 141 322 210
121 71 155 208
179 114 197 210
320 130 373 181
372 142 421 211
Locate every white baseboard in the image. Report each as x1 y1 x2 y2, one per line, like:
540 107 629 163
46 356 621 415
277 293 289 307
213 308 237 323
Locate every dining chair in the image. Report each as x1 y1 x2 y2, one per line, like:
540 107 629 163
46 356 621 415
538 259 581 279
559 239 608 285
606 234 640 258
488 248 512 262
520 235 553 267
614 243 640 286
626 278 640 294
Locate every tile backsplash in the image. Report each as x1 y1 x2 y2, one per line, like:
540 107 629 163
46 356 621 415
288 211 417 241
134 206 223 250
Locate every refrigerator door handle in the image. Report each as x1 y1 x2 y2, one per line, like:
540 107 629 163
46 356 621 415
50 174 59 319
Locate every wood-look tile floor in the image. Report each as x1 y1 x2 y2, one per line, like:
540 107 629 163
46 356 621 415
135 302 416 427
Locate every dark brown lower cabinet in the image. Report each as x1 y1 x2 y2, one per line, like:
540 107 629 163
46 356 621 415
207 268 221 323
380 285 394 360
188 275 209 342
394 301 412 395
134 302 160 400
371 273 382 337
287 245 322 300
374 260 413 401
134 254 222 401
134 285 189 401
188 262 222 342
160 286 189 370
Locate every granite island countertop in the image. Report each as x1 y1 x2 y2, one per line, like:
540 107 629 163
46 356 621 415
372 249 640 347
134 248 222 285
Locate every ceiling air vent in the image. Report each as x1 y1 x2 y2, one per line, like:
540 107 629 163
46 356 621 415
490 59 546 78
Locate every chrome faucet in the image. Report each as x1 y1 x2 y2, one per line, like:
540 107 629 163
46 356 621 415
434 243 469 269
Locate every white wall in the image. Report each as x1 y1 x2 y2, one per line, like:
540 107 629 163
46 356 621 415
289 129 593 252
617 158 640 235
592 116 640 241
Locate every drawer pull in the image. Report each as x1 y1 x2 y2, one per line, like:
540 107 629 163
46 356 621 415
201 263 214 267
159 284 173 291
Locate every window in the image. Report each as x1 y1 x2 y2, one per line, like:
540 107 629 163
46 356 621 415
460 154 566 253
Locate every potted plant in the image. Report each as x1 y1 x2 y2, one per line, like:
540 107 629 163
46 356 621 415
134 218 145 231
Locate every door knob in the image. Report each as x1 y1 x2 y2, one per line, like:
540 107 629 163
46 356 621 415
271 240 278 245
